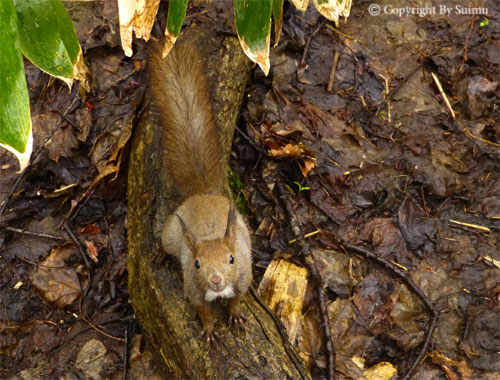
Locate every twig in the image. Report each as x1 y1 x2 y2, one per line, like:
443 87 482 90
449 219 490 233
454 119 500 148
373 64 421 121
58 187 96 229
324 24 356 41
420 186 429 218
3 226 68 242
289 229 321 244
0 170 28 216
379 74 391 123
431 73 500 147
459 12 475 72
122 326 129 380
77 301 125 342
327 51 340 93
297 18 328 82
63 222 91 279
304 248 336 380
431 72 456 120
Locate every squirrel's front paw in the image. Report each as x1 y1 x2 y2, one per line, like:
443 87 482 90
196 303 218 346
199 325 219 346
228 309 247 331
228 296 246 331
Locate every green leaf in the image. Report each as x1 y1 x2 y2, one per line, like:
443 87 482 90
479 18 489 28
272 0 283 47
234 0 272 75
0 0 32 171
162 0 189 57
13 0 80 80
167 0 189 37
293 182 310 193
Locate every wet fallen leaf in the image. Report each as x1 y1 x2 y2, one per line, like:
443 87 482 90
75 339 108 380
45 125 79 162
398 196 436 250
297 304 325 371
30 243 82 308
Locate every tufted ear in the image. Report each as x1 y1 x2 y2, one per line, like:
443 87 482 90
175 214 197 252
224 203 236 250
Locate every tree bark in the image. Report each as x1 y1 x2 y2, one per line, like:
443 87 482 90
127 24 311 380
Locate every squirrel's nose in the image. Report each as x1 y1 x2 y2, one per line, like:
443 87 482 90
210 274 222 285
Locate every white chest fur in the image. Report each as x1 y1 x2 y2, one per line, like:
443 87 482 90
204 285 235 302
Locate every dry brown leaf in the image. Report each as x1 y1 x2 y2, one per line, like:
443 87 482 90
356 361 397 380
269 142 304 157
429 351 473 380
301 159 317 177
297 304 325 371
45 125 79 162
258 259 308 343
30 243 82 308
85 240 99 263
74 47 90 94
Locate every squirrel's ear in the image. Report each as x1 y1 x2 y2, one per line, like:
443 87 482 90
224 203 236 249
175 214 197 252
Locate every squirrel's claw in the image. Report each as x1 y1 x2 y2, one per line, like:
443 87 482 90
228 311 247 331
200 328 219 346
152 247 166 267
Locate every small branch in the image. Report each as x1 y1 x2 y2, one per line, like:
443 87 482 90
373 64 421 121
3 226 68 242
122 326 129 380
454 119 500 148
297 18 328 83
459 12 475 72
304 248 336 380
324 24 356 41
58 187 96 229
327 51 340 93
63 222 91 281
379 74 391 123
420 186 429 218
431 72 456 120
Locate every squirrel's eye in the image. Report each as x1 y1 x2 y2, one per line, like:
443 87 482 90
229 255 234 264
195 260 201 269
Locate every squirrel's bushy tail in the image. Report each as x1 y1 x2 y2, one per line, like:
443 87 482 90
148 37 225 198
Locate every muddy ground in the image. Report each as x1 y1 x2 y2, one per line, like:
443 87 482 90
0 0 499 379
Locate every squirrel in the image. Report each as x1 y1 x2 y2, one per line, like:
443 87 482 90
147 33 253 343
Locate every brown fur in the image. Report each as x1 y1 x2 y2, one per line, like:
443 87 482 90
148 38 225 198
